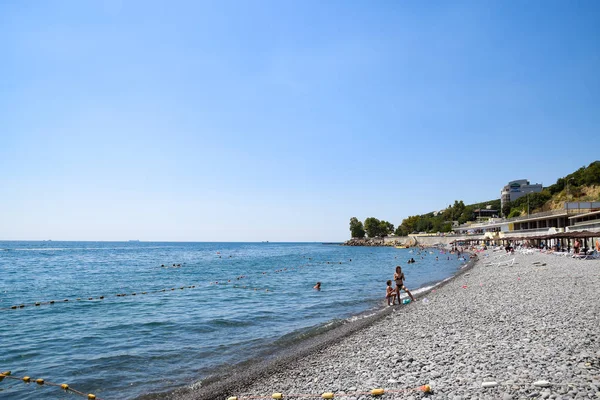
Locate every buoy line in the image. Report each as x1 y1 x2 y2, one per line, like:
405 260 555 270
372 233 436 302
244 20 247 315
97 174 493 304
1 259 348 312
0 370 103 399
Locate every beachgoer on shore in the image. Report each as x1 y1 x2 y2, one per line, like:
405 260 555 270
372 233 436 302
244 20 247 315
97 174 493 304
313 282 321 290
574 239 581 254
385 280 397 306
394 266 416 303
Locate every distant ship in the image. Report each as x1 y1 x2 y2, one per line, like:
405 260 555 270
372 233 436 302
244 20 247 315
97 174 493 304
128 240 140 242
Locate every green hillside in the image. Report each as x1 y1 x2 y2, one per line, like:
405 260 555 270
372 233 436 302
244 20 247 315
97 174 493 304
503 161 600 218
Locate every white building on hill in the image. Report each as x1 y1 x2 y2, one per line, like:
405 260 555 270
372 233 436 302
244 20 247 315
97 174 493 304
501 179 543 211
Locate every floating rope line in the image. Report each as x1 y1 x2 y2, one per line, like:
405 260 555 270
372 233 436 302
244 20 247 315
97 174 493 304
0 281 280 312
0 370 103 399
226 385 432 400
1 259 348 312
0 284 199 311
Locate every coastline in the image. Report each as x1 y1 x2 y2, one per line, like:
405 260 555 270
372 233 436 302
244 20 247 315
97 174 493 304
151 250 600 400
140 251 476 400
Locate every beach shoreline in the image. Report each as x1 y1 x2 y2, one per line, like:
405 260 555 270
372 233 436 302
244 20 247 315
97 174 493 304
147 250 600 400
139 250 476 400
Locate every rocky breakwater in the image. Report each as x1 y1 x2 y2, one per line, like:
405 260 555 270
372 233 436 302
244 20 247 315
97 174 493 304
343 238 414 247
343 238 388 246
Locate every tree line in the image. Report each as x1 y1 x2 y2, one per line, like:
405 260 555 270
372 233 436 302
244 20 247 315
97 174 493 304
349 199 500 238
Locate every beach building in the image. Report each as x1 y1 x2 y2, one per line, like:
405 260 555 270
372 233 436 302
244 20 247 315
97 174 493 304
566 204 600 232
500 179 543 211
455 201 600 239
472 205 499 221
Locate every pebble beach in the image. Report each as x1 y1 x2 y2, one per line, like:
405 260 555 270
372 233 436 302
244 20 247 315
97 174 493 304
173 250 600 400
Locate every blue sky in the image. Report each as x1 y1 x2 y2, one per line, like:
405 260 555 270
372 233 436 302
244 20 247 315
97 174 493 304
1 0 599 241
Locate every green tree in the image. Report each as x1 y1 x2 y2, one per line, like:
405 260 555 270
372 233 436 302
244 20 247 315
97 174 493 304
458 206 475 224
508 209 522 218
451 200 466 221
441 222 453 232
400 215 421 234
364 217 382 237
582 161 600 186
502 201 512 217
349 217 365 239
441 206 453 221
394 225 409 236
415 217 433 232
379 220 394 236
511 190 552 213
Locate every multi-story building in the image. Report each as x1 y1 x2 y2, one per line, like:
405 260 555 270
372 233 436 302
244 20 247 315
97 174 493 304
500 179 543 211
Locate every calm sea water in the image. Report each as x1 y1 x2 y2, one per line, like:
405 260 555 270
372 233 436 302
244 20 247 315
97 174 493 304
0 242 465 399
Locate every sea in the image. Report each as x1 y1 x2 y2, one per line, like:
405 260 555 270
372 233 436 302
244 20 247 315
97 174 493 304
0 241 466 399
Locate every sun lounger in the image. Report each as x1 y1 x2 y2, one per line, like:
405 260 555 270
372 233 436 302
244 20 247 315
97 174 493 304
572 251 598 260
484 257 515 268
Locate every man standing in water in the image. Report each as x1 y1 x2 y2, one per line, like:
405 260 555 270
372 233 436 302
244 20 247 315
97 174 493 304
394 266 416 304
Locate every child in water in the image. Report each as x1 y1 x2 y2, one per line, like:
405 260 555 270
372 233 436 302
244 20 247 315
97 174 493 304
385 280 397 305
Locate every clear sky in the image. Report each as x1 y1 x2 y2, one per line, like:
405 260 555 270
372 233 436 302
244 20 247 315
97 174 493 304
1 1 599 242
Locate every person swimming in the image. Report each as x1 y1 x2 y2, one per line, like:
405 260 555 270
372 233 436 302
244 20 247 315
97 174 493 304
313 282 321 290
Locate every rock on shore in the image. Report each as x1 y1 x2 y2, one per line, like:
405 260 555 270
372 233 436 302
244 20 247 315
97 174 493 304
227 252 600 399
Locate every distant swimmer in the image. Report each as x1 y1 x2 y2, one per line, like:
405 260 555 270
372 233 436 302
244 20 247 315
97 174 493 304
313 282 321 290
